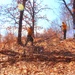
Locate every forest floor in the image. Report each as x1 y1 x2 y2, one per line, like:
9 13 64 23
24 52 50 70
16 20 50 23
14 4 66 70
0 37 75 75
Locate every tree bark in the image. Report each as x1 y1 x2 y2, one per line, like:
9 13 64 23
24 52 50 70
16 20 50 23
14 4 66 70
18 11 24 45
17 0 27 45
73 0 75 29
32 0 35 37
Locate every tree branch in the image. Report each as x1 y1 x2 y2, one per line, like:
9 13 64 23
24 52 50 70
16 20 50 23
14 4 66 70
62 0 73 16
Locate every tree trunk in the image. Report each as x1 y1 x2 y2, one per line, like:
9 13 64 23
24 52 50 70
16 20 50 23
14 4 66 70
73 0 75 37
17 0 27 45
32 0 35 37
17 11 24 45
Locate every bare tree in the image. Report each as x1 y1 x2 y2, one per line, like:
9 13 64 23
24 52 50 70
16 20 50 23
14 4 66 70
17 0 27 45
1 0 51 46
61 0 75 37
17 0 50 45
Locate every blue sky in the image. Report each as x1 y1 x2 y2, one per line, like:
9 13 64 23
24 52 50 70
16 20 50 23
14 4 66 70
37 0 60 29
0 0 12 5
0 0 60 36
0 0 60 23
0 0 74 38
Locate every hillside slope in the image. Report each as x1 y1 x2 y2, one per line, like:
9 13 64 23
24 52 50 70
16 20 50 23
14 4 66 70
0 38 75 75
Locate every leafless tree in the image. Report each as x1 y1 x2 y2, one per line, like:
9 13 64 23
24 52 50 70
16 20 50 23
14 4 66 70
17 0 27 45
1 0 51 46
60 0 75 37
17 0 51 45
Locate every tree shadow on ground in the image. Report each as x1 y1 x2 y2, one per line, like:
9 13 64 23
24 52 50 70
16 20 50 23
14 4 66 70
0 46 75 68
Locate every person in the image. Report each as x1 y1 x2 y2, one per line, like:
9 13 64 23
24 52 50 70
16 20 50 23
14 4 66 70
25 26 33 46
61 22 67 39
